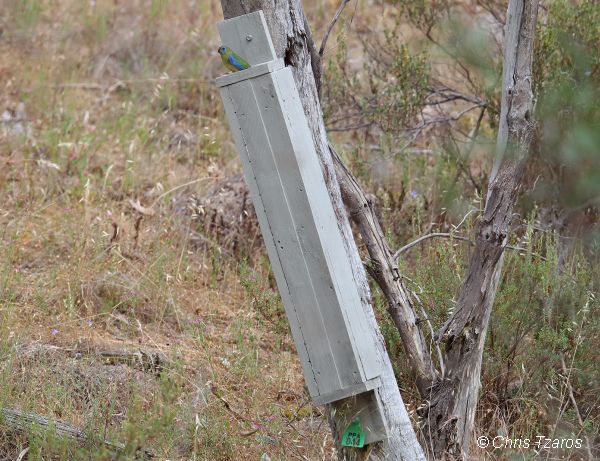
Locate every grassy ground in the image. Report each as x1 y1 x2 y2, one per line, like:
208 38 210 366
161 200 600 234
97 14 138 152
0 1 342 459
1 0 598 460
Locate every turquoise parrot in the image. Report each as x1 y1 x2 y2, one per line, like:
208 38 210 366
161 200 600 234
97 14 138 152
218 46 250 72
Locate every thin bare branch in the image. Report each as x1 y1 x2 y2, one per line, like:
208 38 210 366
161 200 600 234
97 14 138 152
393 231 545 261
393 233 473 260
560 355 595 461
319 0 350 57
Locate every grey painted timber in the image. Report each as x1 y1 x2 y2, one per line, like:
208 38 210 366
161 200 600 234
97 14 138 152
216 11 382 408
218 11 277 67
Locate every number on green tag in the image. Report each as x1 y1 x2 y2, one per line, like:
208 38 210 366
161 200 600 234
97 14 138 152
341 418 366 448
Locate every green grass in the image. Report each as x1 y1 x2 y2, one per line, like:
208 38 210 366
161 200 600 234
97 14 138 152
0 1 332 459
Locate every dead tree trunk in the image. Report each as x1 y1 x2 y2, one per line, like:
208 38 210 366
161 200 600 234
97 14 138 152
423 1 539 458
218 0 426 459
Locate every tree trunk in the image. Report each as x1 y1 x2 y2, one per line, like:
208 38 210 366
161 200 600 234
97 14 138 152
424 1 539 458
218 0 426 459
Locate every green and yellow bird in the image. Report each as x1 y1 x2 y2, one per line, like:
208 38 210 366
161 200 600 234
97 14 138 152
218 46 250 72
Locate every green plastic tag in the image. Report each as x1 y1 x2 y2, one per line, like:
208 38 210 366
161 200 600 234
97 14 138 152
341 418 366 448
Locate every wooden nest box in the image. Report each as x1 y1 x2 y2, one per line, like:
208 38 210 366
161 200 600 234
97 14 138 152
216 10 388 445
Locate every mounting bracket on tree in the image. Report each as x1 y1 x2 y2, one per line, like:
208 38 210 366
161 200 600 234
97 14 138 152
216 11 388 444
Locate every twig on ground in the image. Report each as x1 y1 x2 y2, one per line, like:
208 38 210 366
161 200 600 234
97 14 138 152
0 408 154 459
208 382 250 420
96 350 163 375
16 447 29 461
19 344 164 375
560 355 595 460
208 382 278 438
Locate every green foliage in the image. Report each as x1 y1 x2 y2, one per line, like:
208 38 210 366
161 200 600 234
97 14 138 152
398 0 443 32
534 0 600 208
185 408 236 460
378 219 600 439
348 13 600 438
149 0 168 21
396 0 504 119
486 234 599 437
323 20 429 135
536 1 599 91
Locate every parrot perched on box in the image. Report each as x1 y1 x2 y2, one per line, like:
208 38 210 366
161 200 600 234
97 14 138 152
218 46 250 72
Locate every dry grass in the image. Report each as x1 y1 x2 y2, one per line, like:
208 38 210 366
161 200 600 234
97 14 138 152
0 0 353 459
